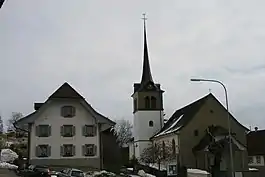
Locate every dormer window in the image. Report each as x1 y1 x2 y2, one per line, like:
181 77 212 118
61 106 76 118
144 97 150 109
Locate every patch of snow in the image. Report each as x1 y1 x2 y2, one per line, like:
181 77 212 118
1 149 18 162
188 169 209 175
249 168 258 171
155 115 183 137
148 163 167 171
0 162 18 169
87 170 116 177
138 170 155 177
127 168 133 171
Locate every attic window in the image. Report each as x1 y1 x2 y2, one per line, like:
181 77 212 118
61 106 76 118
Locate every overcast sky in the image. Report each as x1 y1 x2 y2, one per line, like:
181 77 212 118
0 0 265 130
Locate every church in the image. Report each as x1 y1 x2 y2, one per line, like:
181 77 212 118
129 16 249 173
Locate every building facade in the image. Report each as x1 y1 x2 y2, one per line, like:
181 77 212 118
16 83 115 169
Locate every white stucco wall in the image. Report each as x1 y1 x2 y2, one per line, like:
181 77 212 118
133 110 163 159
133 111 163 141
30 100 99 160
153 133 179 154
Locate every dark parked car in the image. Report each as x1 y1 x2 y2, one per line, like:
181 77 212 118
19 165 53 177
60 168 85 177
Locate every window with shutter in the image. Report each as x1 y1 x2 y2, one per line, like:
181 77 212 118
61 106 76 118
37 125 50 137
83 144 96 156
83 125 96 137
36 144 49 157
61 125 74 137
62 144 74 157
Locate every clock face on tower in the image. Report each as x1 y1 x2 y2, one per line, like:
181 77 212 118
147 84 153 89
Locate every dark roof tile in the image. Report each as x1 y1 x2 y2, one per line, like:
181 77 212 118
49 82 84 99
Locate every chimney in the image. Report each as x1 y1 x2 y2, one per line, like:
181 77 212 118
254 127 258 131
34 103 43 110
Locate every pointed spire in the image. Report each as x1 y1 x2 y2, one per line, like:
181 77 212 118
140 13 154 85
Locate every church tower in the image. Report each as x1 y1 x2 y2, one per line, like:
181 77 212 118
131 14 164 159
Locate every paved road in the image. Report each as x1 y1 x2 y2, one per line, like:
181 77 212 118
0 169 18 177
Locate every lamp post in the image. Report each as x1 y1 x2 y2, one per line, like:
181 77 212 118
190 78 234 177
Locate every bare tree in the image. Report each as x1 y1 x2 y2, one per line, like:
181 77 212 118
140 141 176 170
113 119 133 147
0 115 3 134
7 112 23 132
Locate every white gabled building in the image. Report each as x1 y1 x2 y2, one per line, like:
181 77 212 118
15 82 115 169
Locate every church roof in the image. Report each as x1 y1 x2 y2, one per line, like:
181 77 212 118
152 93 248 138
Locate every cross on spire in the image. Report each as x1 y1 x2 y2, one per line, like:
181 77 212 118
142 13 147 23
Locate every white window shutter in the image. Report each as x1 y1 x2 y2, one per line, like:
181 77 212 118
72 145 75 156
48 146 51 156
48 126 51 136
82 145 85 156
72 126 75 136
93 126 97 136
35 146 40 157
60 126 64 136
82 126 86 136
60 145 64 156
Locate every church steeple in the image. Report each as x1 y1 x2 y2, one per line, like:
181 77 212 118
140 15 154 85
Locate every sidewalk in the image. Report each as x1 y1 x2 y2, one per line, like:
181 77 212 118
0 169 17 177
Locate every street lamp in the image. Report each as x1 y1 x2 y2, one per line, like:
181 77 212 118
190 78 234 177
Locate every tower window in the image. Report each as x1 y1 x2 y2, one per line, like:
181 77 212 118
133 99 137 112
144 96 150 108
151 96 157 109
149 120 154 127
